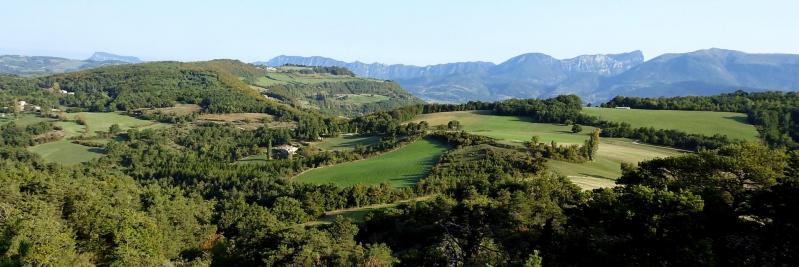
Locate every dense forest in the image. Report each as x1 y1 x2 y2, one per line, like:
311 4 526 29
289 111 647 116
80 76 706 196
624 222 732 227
2 119 798 266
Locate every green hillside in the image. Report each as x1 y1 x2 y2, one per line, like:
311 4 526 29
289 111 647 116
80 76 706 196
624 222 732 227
251 66 423 117
294 138 449 187
411 110 682 182
582 107 759 141
412 110 596 144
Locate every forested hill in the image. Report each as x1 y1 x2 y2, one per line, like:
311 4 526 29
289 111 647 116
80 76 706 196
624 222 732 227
1 59 422 118
32 61 305 117
239 63 424 117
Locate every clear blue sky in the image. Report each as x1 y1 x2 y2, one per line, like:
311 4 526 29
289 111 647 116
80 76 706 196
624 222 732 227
1 0 797 65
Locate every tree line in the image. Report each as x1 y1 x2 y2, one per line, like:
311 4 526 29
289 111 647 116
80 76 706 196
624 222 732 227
603 90 799 148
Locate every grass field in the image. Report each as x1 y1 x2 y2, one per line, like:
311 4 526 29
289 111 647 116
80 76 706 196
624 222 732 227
294 138 449 187
411 111 683 188
313 135 381 151
334 94 391 105
546 139 682 188
28 140 103 165
142 104 201 116
582 107 759 141
28 112 162 164
61 112 161 137
411 110 597 145
198 113 272 123
254 73 363 87
0 113 55 126
196 112 292 130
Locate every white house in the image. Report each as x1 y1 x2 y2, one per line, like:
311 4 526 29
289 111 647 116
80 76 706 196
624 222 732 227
614 106 631 110
273 144 299 157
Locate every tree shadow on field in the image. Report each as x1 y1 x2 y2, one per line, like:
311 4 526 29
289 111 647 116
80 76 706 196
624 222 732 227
577 172 615 180
334 136 378 148
724 115 750 125
388 139 450 187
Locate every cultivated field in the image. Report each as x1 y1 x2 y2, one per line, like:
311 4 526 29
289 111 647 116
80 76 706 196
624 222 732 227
28 140 104 165
335 94 391 105
198 112 272 123
142 103 201 116
27 112 163 164
411 111 683 187
254 73 364 87
546 139 682 188
196 112 292 129
313 135 381 151
582 107 759 141
0 113 55 126
294 138 449 187
64 112 162 137
411 110 597 144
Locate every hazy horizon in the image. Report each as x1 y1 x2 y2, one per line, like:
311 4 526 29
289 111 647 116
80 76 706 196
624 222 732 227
2 0 798 65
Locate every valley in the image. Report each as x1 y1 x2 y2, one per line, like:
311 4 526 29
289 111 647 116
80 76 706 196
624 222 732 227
1 50 797 267
4 1 799 266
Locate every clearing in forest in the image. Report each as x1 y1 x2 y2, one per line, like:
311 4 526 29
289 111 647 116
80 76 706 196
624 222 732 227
411 111 682 186
581 107 759 142
313 135 381 151
293 138 449 187
28 112 163 164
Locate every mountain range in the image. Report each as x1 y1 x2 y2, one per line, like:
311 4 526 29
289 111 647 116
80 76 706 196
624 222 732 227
259 49 799 103
0 52 141 76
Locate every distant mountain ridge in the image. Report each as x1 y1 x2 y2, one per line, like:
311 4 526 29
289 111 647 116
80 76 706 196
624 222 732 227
87 52 142 63
258 56 496 80
259 49 799 103
0 52 141 76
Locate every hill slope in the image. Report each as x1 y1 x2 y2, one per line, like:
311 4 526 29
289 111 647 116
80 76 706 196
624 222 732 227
244 64 424 117
1 60 421 118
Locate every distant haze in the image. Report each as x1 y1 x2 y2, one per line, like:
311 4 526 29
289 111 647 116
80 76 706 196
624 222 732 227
1 0 798 65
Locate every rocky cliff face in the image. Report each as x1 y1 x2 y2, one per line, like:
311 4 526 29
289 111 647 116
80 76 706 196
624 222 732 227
561 51 644 76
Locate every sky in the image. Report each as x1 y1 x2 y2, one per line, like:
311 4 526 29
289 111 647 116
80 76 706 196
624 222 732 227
1 0 798 65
